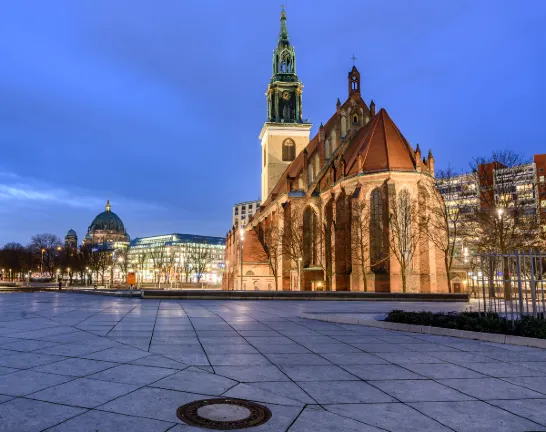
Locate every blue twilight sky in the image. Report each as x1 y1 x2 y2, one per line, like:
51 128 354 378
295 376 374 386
1 0 545 245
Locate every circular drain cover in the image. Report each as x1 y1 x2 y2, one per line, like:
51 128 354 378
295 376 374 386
177 398 272 430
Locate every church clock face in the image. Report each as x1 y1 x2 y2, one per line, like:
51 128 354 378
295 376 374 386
282 91 291 101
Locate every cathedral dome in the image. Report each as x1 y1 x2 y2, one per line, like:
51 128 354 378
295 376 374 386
88 201 127 235
66 229 77 237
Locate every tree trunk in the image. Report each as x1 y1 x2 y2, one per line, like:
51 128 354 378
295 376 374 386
401 266 407 293
503 256 511 300
444 254 452 293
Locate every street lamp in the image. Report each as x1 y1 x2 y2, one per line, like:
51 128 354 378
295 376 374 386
298 257 302 291
40 248 46 274
226 260 229 290
239 227 244 291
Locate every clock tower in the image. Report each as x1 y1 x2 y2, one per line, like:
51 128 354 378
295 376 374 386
260 6 312 203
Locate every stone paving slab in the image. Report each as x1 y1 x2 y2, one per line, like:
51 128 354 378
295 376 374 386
1 293 546 431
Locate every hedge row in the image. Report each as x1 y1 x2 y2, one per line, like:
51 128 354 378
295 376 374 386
386 310 546 339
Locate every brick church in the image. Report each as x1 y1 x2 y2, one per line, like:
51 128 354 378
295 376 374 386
223 8 448 292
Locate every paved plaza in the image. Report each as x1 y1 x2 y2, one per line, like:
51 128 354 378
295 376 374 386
0 293 545 431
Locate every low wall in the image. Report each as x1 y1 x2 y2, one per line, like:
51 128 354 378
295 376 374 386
141 290 469 301
301 312 546 349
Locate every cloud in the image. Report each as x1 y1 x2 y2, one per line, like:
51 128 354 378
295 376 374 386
0 169 165 212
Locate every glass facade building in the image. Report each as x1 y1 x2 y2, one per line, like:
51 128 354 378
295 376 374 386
128 234 225 284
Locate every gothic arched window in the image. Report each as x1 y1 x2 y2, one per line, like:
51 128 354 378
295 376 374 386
397 189 412 255
282 139 295 161
351 75 359 91
325 139 330 159
341 116 347 137
370 188 386 272
303 207 318 267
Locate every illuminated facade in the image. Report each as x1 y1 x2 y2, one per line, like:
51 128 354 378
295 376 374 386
438 154 546 233
224 8 447 293
82 200 130 250
233 200 261 228
128 234 225 284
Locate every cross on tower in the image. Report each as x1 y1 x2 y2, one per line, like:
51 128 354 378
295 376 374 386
350 54 357 65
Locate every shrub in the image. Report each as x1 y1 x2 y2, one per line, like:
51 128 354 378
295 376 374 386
385 310 546 339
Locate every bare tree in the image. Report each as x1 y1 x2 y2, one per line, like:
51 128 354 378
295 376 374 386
164 247 176 283
282 205 305 289
427 167 467 292
469 150 539 297
388 190 420 293
115 247 130 282
29 233 62 276
134 250 148 284
0 243 31 280
149 246 166 284
254 216 282 291
98 250 114 285
351 200 371 292
188 243 212 283
178 244 193 283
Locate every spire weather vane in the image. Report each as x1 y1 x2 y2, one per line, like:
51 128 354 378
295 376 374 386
351 54 358 65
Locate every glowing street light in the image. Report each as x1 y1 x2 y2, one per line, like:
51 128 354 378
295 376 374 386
239 227 244 290
298 257 302 291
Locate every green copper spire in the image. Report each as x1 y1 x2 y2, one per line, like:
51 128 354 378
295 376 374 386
271 6 298 83
278 5 289 43
266 6 304 124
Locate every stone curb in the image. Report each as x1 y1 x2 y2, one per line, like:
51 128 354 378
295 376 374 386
141 290 469 301
301 312 546 349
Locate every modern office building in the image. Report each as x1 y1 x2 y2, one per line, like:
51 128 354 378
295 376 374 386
438 154 546 233
128 233 225 284
232 200 261 228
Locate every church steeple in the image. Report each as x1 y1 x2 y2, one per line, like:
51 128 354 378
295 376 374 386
271 6 298 84
278 5 289 42
267 6 303 124
260 6 312 202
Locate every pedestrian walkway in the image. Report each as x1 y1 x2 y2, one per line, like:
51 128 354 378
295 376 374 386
0 293 544 431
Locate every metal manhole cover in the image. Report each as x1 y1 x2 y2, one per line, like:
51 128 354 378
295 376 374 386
176 398 272 430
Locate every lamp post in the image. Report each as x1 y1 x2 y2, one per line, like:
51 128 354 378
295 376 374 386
40 248 45 275
239 227 244 291
226 260 229 290
298 257 302 291
66 267 71 285
117 257 124 284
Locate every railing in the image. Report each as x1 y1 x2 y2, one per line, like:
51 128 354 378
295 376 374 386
469 252 546 323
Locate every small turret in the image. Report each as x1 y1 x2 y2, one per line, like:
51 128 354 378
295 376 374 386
319 122 325 142
370 100 376 117
427 149 435 176
348 65 360 97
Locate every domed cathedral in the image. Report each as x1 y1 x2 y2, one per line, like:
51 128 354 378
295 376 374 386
82 200 130 250
64 229 78 250
224 7 448 293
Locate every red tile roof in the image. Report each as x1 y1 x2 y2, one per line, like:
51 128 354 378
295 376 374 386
346 108 416 174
